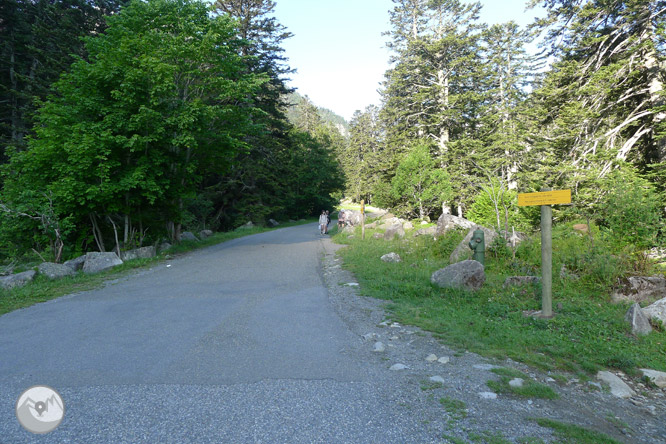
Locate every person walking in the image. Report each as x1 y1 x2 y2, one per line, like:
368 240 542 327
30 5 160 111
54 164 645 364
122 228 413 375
325 210 331 234
318 210 328 235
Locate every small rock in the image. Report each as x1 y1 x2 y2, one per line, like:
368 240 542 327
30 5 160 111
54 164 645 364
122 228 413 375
63 255 86 271
624 303 652 336
390 322 401 328
479 392 498 400
546 377 556 383
390 336 399 341
640 369 666 388
345 283 359 287
362 333 377 341
429 375 446 384
180 231 199 242
373 342 386 352
381 252 402 263
643 297 666 324
82 252 123 274
390 363 408 371
268 219 280 227
120 246 156 261
438 356 450 364
403 221 414 230
425 354 438 362
509 378 524 388
199 229 213 239
159 242 172 252
596 371 636 398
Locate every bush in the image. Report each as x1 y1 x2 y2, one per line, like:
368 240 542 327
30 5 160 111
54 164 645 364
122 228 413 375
466 182 534 232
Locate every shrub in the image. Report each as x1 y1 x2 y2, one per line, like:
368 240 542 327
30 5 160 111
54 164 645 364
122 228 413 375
467 181 534 232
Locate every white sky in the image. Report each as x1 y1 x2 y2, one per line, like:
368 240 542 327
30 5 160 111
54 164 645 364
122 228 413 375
273 0 545 120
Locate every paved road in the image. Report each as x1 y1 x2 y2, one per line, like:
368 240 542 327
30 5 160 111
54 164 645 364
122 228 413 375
0 224 439 443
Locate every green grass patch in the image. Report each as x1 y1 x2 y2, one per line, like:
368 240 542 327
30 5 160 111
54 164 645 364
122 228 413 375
439 396 467 420
534 418 623 444
487 367 559 399
0 219 314 316
332 225 666 376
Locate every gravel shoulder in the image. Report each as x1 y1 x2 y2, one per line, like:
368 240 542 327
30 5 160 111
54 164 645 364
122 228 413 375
320 239 666 443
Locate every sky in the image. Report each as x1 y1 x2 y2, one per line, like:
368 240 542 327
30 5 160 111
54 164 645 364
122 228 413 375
272 0 545 121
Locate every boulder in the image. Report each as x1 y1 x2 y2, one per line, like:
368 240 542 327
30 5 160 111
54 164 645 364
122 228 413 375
159 242 172 252
82 252 123 274
431 260 485 291
64 255 86 271
380 212 395 220
38 262 75 280
624 303 652 336
180 231 199 242
449 226 498 263
268 219 280 228
384 224 405 240
434 214 476 238
643 297 666 324
381 252 402 263
640 369 666 388
596 371 635 398
120 246 156 261
241 221 254 229
414 226 436 237
503 276 540 288
342 225 356 234
199 229 213 239
403 221 414 230
0 270 36 290
344 210 364 226
611 276 666 304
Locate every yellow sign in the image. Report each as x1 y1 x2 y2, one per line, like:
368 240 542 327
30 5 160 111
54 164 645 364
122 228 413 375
518 189 571 207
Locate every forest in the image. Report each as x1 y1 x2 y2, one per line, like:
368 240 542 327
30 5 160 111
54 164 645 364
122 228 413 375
1 0 665 264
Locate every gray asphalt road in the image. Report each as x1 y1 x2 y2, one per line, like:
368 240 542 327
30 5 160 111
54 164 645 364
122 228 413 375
0 224 440 443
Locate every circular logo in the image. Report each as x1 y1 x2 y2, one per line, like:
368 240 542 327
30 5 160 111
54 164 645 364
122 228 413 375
15 385 65 434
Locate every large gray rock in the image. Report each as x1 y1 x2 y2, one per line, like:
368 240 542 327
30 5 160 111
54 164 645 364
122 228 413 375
381 252 402 263
503 276 540 288
344 210 364 226
643 297 666 324
180 231 199 242
450 226 498 263
120 246 156 261
624 303 652 336
596 371 635 398
38 262 75 280
268 219 280 228
199 229 213 239
159 242 172 252
64 255 86 271
611 276 666 304
384 224 405 240
0 270 36 290
414 226 436 237
435 214 476 238
431 260 485 291
83 252 123 274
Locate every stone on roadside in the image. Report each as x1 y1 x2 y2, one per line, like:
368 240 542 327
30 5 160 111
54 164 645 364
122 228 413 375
479 392 498 400
268 219 279 227
241 221 254 229
425 354 438 362
509 378 524 388
180 231 198 242
199 229 213 239
159 242 172 252
82 252 123 274
414 226 436 237
389 363 408 371
373 341 386 352
503 276 540 288
624 303 652 336
429 375 446 384
64 255 86 271
434 214 476 238
37 262 75 280
438 356 450 364
381 252 402 263
640 369 666 388
596 371 636 398
431 260 485 291
611 276 666 304
384 224 405 240
120 246 156 261
0 270 36 290
449 226 498 263
643 297 666 324
403 221 414 230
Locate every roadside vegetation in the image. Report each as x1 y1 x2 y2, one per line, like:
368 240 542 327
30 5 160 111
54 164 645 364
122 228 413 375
331 218 666 378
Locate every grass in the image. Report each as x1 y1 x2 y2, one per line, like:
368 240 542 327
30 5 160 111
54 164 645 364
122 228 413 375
0 219 314 316
487 367 559 399
332 224 666 377
533 418 623 444
439 396 468 421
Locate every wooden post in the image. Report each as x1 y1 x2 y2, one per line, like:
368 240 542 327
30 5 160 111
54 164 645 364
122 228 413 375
540 189 553 318
361 200 365 240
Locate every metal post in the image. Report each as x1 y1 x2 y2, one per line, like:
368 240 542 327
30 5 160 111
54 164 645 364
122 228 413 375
540 195 553 318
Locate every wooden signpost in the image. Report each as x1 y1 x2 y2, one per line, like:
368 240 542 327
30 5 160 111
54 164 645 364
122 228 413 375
361 200 365 240
518 189 571 318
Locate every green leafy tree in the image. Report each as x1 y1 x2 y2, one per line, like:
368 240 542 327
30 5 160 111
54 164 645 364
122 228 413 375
389 142 451 218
